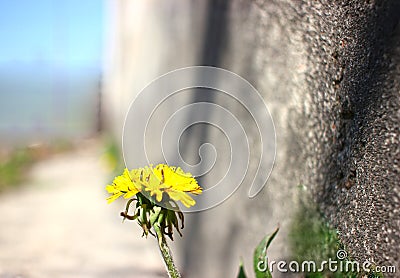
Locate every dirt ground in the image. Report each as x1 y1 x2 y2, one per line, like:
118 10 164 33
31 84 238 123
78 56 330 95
0 141 167 278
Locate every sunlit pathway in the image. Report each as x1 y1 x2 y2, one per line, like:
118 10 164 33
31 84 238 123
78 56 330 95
0 141 166 278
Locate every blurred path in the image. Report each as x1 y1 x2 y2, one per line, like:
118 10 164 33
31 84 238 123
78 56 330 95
0 141 166 278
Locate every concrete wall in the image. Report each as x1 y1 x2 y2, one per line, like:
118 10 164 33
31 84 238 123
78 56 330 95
298 0 400 272
103 0 400 277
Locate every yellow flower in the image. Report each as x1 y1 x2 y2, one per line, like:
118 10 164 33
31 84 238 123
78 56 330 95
106 164 202 208
106 168 141 203
141 166 169 202
152 164 202 207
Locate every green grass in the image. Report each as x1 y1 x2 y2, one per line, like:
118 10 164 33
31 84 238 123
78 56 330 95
0 148 34 190
101 137 125 177
0 140 75 192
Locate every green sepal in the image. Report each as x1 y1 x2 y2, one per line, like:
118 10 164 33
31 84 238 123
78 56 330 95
149 206 162 226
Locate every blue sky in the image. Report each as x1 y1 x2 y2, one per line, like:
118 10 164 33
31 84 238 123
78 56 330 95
0 1 105 144
0 0 104 67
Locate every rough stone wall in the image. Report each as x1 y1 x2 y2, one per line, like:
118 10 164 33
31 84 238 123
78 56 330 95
220 1 400 274
297 0 400 272
179 1 307 277
104 0 400 277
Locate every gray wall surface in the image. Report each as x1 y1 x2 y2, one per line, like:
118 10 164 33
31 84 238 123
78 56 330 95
104 0 400 277
297 0 400 273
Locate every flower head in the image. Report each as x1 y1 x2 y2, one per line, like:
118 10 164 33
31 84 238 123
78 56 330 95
106 164 202 240
106 164 202 208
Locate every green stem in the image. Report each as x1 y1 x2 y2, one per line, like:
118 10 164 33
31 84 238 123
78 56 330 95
153 223 182 278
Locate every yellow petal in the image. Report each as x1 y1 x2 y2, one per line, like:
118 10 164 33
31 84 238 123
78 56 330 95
167 190 196 208
106 192 123 204
105 185 118 193
123 189 139 199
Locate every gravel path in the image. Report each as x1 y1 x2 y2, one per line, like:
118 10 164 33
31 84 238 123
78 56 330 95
0 142 166 278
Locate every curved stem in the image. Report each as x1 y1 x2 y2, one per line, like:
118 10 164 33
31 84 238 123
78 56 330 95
153 223 182 278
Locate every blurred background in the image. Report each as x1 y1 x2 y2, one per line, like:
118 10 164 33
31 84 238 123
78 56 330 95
0 1 103 148
0 1 163 277
0 1 337 278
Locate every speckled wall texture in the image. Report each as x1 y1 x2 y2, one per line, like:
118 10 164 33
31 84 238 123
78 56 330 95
296 0 400 272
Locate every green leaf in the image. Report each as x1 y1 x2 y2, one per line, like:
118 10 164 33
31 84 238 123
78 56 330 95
253 227 279 278
237 260 248 278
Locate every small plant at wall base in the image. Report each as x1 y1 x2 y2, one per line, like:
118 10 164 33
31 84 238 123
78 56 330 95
106 164 202 278
237 227 279 278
